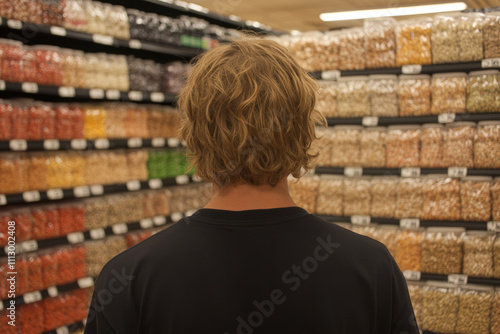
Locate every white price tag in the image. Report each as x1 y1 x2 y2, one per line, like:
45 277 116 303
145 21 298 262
153 216 167 226
128 91 143 101
400 218 420 229
90 228 106 240
401 65 422 74
0 80 5 90
106 90 121 100
58 86 75 98
150 92 165 103
43 139 60 150
401 167 421 178
0 195 6 206
127 138 143 148
344 167 363 177
351 215 371 225
152 138 165 147
175 175 189 185
171 212 183 223
70 139 87 150
448 274 468 285
89 89 105 99
21 240 39 253
21 82 38 94
140 218 154 229
50 26 67 37
112 223 128 235
148 179 163 189
129 39 142 49
482 58 500 68
47 188 64 200
23 191 40 202
67 232 85 244
438 113 456 124
321 70 341 81
94 138 110 149
362 116 379 127
403 270 421 281
92 34 114 45
487 221 500 232
74 186 90 198
56 326 70 334
9 139 27 151
47 286 59 297
23 291 42 304
7 19 22 30
167 138 180 147
90 184 104 195
447 167 467 178
126 180 141 191
77 277 95 289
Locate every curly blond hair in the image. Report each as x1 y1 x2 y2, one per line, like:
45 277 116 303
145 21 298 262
178 37 326 186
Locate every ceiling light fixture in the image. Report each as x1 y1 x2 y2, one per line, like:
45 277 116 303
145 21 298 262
320 2 467 22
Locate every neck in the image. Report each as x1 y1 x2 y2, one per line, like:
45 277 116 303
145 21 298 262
204 178 297 211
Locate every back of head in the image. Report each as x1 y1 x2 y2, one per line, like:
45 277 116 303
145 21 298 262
178 37 325 187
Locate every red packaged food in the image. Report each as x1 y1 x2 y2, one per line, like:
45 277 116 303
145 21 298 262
0 39 24 83
0 100 13 140
34 45 63 86
11 208 32 242
0 210 13 247
40 249 58 288
73 246 86 280
0 310 18 334
27 254 43 292
23 46 38 83
16 256 29 295
73 288 90 321
27 102 44 140
42 295 65 331
11 101 29 140
40 102 56 139
56 246 74 286
0 259 8 300
59 202 85 235
32 205 59 240
19 301 45 334
70 104 84 139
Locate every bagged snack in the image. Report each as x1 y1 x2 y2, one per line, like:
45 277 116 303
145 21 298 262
483 12 500 58
368 75 398 117
431 14 459 63
420 124 444 168
343 177 371 216
460 176 492 222
430 72 467 114
330 126 362 167
466 70 500 113
474 121 500 168
386 125 421 167
316 175 343 216
396 19 432 66
316 81 337 118
421 227 464 275
456 285 493 334
364 18 397 69
463 231 495 278
288 175 320 214
422 175 461 221
421 282 459 333
443 122 475 168
359 127 387 167
370 177 397 218
398 75 431 116
337 76 370 118
339 28 365 70
394 228 423 271
457 13 484 62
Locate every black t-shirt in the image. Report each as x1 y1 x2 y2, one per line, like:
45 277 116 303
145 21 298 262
84 207 419 334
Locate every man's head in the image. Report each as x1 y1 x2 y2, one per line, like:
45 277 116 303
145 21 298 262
179 37 325 187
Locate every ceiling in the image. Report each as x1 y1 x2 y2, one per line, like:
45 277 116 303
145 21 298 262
188 0 499 32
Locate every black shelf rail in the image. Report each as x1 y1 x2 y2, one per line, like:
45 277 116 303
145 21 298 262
43 320 85 334
315 166 500 178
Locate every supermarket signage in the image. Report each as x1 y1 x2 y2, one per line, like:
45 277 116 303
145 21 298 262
321 70 341 81
73 186 91 198
401 168 420 178
70 139 87 150
148 179 163 189
90 228 106 240
482 58 500 68
20 240 38 253
350 215 371 225
401 65 422 74
127 138 143 148
150 92 165 103
400 218 420 229
128 91 143 101
77 277 95 289
126 180 141 191
153 216 167 226
89 89 105 99
344 167 363 177
175 175 189 185
487 221 500 232
112 223 129 235
171 212 183 223
403 270 421 281
448 274 468 285
152 138 166 147
447 167 467 178
106 90 121 100
67 232 85 244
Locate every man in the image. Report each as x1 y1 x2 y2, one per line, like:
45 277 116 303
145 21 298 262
84 37 419 334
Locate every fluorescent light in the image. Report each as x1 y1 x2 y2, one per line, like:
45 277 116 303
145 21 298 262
320 2 467 22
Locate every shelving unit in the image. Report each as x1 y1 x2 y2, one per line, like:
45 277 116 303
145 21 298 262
315 166 500 178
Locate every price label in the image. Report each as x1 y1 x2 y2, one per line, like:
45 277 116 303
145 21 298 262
47 188 64 200
128 91 143 101
403 270 421 281
9 139 27 151
90 228 106 240
401 167 421 178
92 34 114 45
71 139 87 150
127 138 143 148
112 223 128 235
167 138 180 147
47 286 59 297
90 185 104 195
129 39 142 49
126 180 141 191
94 138 110 149
89 89 105 99
171 212 183 223
77 277 95 289
321 70 341 81
21 82 38 94
140 218 154 229
153 216 167 226
148 179 163 189
0 80 5 90
448 274 468 285
43 139 60 150
362 116 379 127
400 218 420 229
21 240 39 253
7 19 22 30
50 26 67 37
58 86 75 98
482 58 500 68
106 90 121 100
350 215 371 225
438 113 456 124
0 195 6 206
23 291 42 304
56 326 69 334
23 191 40 203
447 167 467 178
175 175 189 185
152 138 165 147
74 186 90 198
401 65 422 74
487 221 500 232
344 167 363 177
150 92 165 103
67 232 85 244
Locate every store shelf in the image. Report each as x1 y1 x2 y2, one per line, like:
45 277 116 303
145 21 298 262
315 166 500 178
0 137 183 152
43 321 85 334
0 175 198 206
402 271 500 287
0 80 177 104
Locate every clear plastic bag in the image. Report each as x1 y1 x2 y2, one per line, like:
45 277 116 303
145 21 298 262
320 31 340 71
492 288 500 333
460 176 492 221
421 282 459 333
466 70 500 113
463 231 495 278
63 0 87 32
421 227 464 275
339 28 365 70
370 177 397 218
360 127 387 167
364 18 396 69
84 197 109 230
0 101 13 140
288 32 322 72
288 175 320 214
394 228 423 271
430 72 467 114
474 121 500 168
316 81 337 118
457 13 484 62
431 14 459 64
422 176 461 221
386 125 421 167
337 76 370 118
456 285 493 334
368 75 398 117
0 153 25 194
32 204 59 240
26 153 48 191
420 124 444 168
85 240 107 277
343 177 371 216
83 105 107 139
396 19 432 66
443 122 475 168
315 175 343 216
395 178 423 219
483 12 500 59
374 225 398 256
330 126 362 167
126 149 149 181
398 75 431 116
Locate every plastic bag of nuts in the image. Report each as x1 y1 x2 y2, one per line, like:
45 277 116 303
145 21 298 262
407 281 424 327
330 126 362 167
492 288 500 334
495 236 500 278
26 152 48 192
316 81 337 118
456 285 493 334
312 128 334 167
338 28 365 71
421 281 459 333
431 14 459 64
420 124 445 168
359 127 387 167
343 177 371 216
0 153 25 194
421 227 464 275
460 176 492 222
336 76 370 118
126 149 149 181
422 175 461 221
107 150 129 184
288 33 321 71
396 19 432 66
395 177 423 219
457 13 484 62
386 125 421 168
474 121 500 168
484 12 500 59
315 175 343 216
368 75 398 117
84 198 109 230
85 240 107 277
394 228 423 271
466 70 500 113
321 31 340 71
288 175 320 214
492 177 500 221
374 225 399 256
364 18 396 69
370 177 397 218
463 231 495 278
443 122 475 168
398 75 431 116
430 72 467 114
